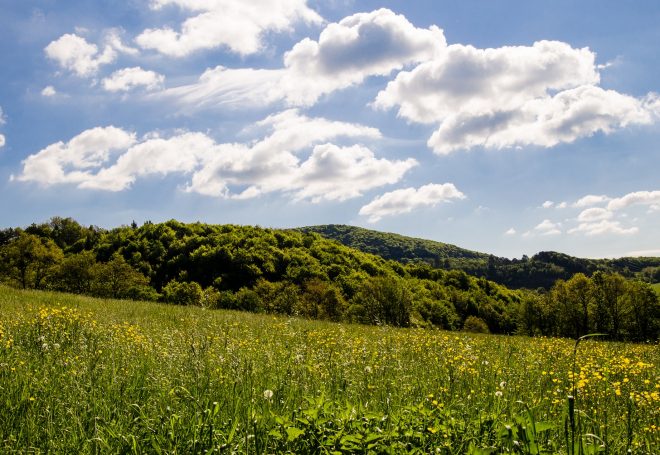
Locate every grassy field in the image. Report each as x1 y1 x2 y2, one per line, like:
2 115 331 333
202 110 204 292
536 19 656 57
0 286 658 453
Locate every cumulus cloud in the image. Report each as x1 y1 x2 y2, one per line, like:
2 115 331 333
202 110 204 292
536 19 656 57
0 135 4 148
577 207 613 222
41 86 57 97
376 41 599 124
572 194 610 208
358 183 465 223
374 40 660 154
504 228 517 235
425 86 657 155
568 220 638 236
136 0 323 57
160 8 446 109
14 126 137 185
607 190 660 211
525 219 562 237
542 200 554 209
45 31 137 77
102 67 165 92
14 110 416 202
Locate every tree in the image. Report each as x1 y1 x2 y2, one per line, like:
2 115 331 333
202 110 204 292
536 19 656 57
0 233 63 289
48 251 97 294
90 254 152 299
352 276 412 327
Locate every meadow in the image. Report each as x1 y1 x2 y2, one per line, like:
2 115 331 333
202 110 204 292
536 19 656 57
0 285 657 454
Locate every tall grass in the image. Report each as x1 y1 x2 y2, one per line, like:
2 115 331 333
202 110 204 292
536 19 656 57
0 285 657 453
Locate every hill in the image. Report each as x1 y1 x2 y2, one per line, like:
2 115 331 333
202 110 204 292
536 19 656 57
1 218 658 341
298 225 660 289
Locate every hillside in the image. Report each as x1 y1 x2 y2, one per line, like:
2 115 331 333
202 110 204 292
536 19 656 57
299 225 660 289
1 218 658 341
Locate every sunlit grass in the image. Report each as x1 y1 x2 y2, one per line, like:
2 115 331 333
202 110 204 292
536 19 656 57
0 285 657 453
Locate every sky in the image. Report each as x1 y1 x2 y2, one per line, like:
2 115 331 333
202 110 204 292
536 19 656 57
1 0 659 259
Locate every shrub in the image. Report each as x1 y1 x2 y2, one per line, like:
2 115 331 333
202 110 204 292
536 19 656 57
162 280 204 306
462 315 490 333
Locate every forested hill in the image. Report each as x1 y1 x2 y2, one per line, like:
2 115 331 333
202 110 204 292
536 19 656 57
298 225 660 289
297 224 488 263
1 218 658 340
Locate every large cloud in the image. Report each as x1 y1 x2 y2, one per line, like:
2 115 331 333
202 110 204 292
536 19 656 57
14 110 416 202
161 8 446 108
136 0 323 57
45 31 137 77
607 190 660 211
359 183 465 223
374 40 660 154
102 67 165 92
568 220 638 236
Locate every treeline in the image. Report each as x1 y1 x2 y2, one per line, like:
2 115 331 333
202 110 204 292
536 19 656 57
300 225 660 289
0 218 658 341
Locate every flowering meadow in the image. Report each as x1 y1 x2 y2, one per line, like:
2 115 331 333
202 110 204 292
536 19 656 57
0 286 658 453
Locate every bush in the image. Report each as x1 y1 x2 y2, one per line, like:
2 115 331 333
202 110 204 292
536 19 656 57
462 316 490 334
162 280 204 306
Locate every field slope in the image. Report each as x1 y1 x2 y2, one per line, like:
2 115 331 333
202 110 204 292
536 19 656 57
0 286 657 453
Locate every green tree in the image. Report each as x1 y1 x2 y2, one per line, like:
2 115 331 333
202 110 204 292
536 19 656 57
0 232 63 289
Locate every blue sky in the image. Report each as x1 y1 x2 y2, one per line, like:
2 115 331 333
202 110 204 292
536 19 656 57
1 0 659 259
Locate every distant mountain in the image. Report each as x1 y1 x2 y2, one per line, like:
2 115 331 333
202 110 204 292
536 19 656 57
298 225 660 289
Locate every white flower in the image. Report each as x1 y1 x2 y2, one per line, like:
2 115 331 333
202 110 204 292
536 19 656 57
495 390 503 398
263 389 273 400
499 381 507 389
364 366 372 374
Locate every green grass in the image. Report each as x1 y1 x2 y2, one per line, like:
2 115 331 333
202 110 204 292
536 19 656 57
652 283 660 296
0 285 658 453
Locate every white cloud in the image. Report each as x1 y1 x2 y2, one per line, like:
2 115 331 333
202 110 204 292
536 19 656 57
0 134 4 148
279 8 445 106
528 219 562 236
577 207 613 222
376 41 599 124
102 67 165 92
505 228 517 235
568 220 638 236
41 86 57 97
572 194 610 208
557 202 568 209
44 31 137 77
359 183 465 223
542 200 554 209
15 126 137 185
136 0 323 57
425 86 656 155
374 39 660 155
14 110 415 202
607 190 660 211
160 8 446 109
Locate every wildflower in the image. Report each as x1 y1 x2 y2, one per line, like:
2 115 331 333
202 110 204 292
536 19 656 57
263 389 273 400
365 366 372 374
495 390 503 398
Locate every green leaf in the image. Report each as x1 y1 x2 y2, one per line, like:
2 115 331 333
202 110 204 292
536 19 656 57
286 427 305 442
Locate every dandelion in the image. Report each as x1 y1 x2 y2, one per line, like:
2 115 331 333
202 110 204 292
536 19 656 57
263 389 273 400
495 390 503 398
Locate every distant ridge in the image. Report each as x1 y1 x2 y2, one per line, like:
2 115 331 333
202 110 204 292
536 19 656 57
298 225 660 289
